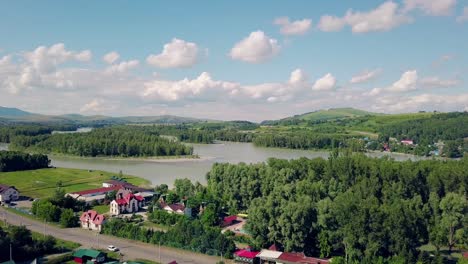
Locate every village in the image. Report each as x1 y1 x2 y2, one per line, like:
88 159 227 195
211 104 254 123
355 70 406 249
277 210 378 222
1 175 332 264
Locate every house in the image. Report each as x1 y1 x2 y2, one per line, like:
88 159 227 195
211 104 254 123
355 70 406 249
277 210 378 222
278 252 330 264
72 249 106 263
109 193 144 215
80 210 106 231
222 215 238 227
0 184 19 203
103 180 151 193
161 202 186 215
257 249 282 263
67 186 122 205
234 247 260 264
401 139 414 145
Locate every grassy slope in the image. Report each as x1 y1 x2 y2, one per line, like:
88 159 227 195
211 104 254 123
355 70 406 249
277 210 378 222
0 167 150 199
296 107 377 121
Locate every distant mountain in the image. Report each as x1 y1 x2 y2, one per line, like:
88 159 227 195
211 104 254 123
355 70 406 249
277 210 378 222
261 108 379 125
0 106 34 118
0 107 210 125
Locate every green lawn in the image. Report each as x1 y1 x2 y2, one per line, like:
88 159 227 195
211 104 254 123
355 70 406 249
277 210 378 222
92 204 110 214
0 167 151 199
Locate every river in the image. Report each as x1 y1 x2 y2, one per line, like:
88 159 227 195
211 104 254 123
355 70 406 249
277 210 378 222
0 141 428 187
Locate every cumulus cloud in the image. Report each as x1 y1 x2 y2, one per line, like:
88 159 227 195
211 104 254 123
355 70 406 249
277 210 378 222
146 38 199 68
403 0 457 16
387 70 418 92
142 72 238 101
274 17 312 35
103 51 120 64
372 93 468 113
105 60 139 74
350 69 382 84
312 73 337 91
318 1 412 33
80 99 117 113
457 6 468 22
229 31 280 63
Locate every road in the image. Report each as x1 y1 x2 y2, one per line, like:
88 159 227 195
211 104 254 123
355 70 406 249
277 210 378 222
0 207 227 264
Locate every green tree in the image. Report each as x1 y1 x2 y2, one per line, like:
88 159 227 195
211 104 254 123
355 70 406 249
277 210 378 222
440 192 467 252
60 208 78 227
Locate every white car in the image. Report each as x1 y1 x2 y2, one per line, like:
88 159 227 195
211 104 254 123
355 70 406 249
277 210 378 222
107 245 119 252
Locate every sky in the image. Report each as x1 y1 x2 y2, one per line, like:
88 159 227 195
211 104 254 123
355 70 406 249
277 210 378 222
0 0 467 121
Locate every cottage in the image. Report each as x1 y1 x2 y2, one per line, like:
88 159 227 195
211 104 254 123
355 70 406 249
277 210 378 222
80 210 106 231
161 202 186 215
234 247 260 264
0 184 19 203
109 193 144 215
72 249 106 264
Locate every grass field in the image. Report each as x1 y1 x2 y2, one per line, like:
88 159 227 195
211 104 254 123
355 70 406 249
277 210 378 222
0 167 151 199
91 204 110 214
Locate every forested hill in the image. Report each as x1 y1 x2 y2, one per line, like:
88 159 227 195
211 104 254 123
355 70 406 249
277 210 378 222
261 108 377 125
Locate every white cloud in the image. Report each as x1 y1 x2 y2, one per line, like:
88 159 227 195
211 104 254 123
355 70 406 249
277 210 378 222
372 93 468 113
229 31 280 63
103 51 120 64
312 73 337 91
105 60 139 74
317 15 346 32
289 68 308 86
318 1 412 33
146 38 199 68
419 76 460 88
274 17 312 35
350 69 382 84
80 99 117 113
387 70 418 92
403 0 457 16
457 6 468 22
142 72 238 101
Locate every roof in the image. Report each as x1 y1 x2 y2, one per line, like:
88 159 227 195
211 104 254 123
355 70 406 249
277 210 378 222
224 215 237 223
278 252 331 264
257 249 282 260
114 193 144 205
80 210 106 225
72 186 121 196
166 203 185 212
234 248 259 259
73 248 104 258
0 184 15 194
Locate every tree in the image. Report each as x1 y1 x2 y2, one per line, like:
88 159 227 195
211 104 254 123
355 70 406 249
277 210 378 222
60 208 78 227
440 192 467 252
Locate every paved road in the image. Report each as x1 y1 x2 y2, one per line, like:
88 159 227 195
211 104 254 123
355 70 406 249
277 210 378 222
0 207 227 264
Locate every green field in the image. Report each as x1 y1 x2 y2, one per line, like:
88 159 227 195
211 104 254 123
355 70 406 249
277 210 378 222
0 167 151 199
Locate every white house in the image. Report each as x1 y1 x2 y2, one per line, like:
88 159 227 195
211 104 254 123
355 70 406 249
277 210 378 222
0 184 19 203
161 202 186 215
79 210 106 231
109 193 144 215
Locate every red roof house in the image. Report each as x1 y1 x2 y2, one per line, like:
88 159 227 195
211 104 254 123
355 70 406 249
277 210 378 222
278 252 330 264
110 193 144 215
222 215 238 227
80 210 106 231
234 247 260 264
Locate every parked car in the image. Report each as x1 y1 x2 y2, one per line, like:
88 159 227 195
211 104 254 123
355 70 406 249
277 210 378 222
107 245 119 252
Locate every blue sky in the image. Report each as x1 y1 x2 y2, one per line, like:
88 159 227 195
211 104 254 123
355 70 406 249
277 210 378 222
0 0 467 121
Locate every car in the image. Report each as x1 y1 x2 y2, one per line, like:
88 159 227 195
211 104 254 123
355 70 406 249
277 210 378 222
107 245 119 252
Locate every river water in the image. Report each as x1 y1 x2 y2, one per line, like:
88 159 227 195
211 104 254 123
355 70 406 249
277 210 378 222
0 142 428 187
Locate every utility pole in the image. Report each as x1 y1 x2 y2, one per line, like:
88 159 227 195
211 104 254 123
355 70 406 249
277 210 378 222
10 243 12 261
43 220 46 238
158 241 161 263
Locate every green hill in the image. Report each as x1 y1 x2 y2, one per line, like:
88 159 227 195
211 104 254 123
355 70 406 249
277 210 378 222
0 106 34 117
261 108 379 125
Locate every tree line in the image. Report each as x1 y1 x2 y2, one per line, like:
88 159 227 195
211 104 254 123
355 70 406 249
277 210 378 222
9 126 193 157
0 151 49 172
0 225 62 262
206 152 468 263
0 124 78 143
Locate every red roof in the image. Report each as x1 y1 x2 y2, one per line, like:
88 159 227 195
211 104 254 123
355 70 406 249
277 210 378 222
234 249 259 259
166 203 185 212
80 210 106 225
114 193 144 206
72 186 121 196
278 252 330 264
224 215 237 222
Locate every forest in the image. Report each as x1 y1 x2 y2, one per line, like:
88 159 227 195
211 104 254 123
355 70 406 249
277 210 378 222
0 151 49 172
8 126 193 157
206 151 468 263
0 124 78 143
